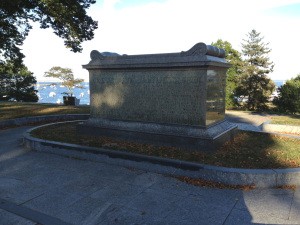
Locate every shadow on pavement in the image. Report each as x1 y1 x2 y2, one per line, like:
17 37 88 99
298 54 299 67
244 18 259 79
0 126 300 224
225 111 271 126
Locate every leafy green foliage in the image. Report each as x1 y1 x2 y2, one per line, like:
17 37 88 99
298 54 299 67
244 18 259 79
211 39 243 109
44 66 84 96
0 0 98 66
236 30 275 111
0 62 38 102
273 75 300 114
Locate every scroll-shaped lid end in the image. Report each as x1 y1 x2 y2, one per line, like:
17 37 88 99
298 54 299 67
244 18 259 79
181 43 226 58
90 50 104 60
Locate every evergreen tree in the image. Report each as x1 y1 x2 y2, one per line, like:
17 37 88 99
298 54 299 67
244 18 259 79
236 30 275 111
0 62 38 102
273 75 300 114
211 39 243 109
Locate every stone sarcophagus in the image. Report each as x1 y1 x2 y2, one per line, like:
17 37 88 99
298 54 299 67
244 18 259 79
80 43 237 151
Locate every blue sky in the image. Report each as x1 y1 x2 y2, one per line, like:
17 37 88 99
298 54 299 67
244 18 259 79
114 0 166 9
267 3 300 17
22 0 300 81
95 0 166 9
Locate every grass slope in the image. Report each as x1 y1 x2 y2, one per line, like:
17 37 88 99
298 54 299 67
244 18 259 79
0 102 90 121
270 114 300 126
31 121 300 169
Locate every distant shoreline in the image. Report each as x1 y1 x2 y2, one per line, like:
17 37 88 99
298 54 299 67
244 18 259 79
34 80 285 105
35 82 90 105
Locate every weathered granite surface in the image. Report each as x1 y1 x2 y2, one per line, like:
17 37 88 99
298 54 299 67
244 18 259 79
82 43 233 151
83 42 229 127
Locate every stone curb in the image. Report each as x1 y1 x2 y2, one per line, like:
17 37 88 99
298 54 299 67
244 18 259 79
0 114 90 129
23 121 300 188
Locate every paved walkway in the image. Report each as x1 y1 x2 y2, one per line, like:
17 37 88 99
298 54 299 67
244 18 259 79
1 126 300 224
225 110 270 132
225 111 271 126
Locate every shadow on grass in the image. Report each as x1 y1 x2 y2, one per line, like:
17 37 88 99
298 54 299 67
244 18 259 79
30 122 300 169
214 131 300 169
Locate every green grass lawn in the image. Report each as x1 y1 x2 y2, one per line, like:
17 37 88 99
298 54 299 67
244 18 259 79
31 121 300 169
0 102 90 121
270 114 300 126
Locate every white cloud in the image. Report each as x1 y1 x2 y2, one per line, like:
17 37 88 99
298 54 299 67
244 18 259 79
22 0 300 81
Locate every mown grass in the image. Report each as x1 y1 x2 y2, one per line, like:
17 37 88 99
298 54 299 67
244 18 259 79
0 102 90 121
270 114 300 126
31 121 300 169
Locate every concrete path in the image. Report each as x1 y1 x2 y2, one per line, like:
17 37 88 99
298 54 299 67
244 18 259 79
226 111 270 132
225 111 271 126
1 127 300 224
226 111 300 136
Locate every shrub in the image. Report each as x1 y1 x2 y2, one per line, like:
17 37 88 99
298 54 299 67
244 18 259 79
273 75 300 114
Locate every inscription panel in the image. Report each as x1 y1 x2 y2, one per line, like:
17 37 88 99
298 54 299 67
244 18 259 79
90 69 207 126
205 69 226 126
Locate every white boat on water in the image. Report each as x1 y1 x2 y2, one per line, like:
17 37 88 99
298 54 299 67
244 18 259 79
49 92 56 97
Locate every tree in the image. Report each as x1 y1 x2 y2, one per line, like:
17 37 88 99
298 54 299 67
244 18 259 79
0 62 38 102
273 75 300 114
44 66 84 97
211 39 243 109
0 0 98 66
235 30 275 111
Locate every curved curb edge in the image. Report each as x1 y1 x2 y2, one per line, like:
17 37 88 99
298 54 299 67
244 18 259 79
23 122 300 188
0 114 90 129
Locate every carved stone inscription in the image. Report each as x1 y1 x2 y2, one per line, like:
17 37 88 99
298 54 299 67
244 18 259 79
90 69 207 126
206 69 226 126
